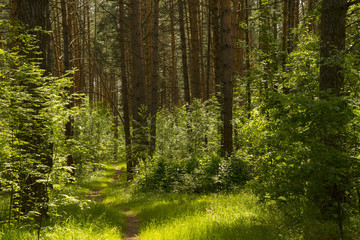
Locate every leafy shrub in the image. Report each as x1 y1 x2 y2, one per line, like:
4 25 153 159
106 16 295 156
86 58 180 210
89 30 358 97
134 100 249 193
0 22 72 224
72 103 121 175
252 92 360 236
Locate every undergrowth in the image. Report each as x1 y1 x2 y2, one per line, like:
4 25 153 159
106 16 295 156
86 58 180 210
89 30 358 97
0 163 126 240
103 165 300 240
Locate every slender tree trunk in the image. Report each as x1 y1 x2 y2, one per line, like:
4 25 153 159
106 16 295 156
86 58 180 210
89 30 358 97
245 0 251 117
307 0 316 33
220 0 234 156
170 0 179 106
86 0 94 105
118 0 132 175
161 49 168 108
178 0 191 105
189 0 201 100
211 0 220 96
145 0 153 107
205 0 212 100
198 3 206 101
318 2 349 236
232 0 241 75
61 0 75 175
282 0 289 61
51 2 62 77
130 0 147 178
150 0 159 155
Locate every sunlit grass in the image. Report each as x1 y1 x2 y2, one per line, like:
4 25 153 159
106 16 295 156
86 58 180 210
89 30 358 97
102 166 299 240
0 163 126 240
1 163 302 240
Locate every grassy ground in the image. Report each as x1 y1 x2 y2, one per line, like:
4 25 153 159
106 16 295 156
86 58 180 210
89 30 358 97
0 163 127 240
103 165 299 240
0 163 300 240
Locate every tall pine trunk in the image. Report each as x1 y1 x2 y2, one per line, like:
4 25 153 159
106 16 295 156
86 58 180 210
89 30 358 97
178 0 191 105
150 0 160 155
10 0 52 219
219 0 234 156
129 0 147 179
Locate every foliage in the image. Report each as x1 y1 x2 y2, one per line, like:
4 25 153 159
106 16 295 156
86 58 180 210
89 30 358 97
252 92 360 238
134 99 249 193
0 20 71 226
0 164 126 240
72 103 121 175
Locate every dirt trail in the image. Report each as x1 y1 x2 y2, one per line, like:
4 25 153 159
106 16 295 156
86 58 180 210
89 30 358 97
123 210 139 240
87 165 139 240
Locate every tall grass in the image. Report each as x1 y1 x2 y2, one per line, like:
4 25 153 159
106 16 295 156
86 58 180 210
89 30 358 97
103 167 300 240
1 163 303 240
0 163 126 240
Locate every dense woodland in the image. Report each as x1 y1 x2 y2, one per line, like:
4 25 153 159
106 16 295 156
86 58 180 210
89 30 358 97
0 0 360 239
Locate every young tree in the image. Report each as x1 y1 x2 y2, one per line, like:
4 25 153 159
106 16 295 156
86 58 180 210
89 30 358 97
10 0 53 219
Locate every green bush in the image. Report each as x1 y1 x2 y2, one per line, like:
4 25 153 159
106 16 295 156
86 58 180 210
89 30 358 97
72 103 121 175
0 22 72 224
252 92 360 237
134 100 249 193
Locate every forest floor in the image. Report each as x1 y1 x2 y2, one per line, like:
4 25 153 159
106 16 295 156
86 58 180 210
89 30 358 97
87 164 139 240
0 163 300 239
91 163 299 240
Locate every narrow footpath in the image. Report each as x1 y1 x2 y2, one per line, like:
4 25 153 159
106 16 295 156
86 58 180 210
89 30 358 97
87 165 139 240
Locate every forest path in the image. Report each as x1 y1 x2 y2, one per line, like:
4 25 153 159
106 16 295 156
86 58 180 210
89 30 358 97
112 165 139 240
87 164 139 240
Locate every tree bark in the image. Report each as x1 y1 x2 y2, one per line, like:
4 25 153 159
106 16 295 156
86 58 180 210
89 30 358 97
189 0 202 100
118 0 132 175
10 0 52 219
144 0 153 107
150 0 159 155
130 0 147 178
219 0 234 155
178 0 191 105
170 0 179 106
319 0 347 95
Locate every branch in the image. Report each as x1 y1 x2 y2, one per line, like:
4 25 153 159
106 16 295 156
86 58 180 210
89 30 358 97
75 90 125 126
347 0 360 8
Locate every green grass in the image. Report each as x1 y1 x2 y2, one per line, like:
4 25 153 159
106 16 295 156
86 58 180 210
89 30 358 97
0 163 127 240
0 163 302 240
102 166 299 240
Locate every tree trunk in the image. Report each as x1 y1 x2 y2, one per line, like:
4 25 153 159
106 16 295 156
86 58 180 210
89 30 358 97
245 0 251 117
318 1 348 236
10 0 52 219
61 0 75 176
150 0 159 155
189 0 201 100
178 0 191 105
130 0 147 178
144 0 153 107
219 0 234 156
86 0 94 105
319 0 347 95
118 0 132 176
205 0 212 100
170 0 179 106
